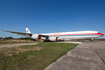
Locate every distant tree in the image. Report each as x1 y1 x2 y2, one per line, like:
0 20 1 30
20 37 32 40
0 37 3 39
0 37 3 40
5 36 13 40
9 37 13 39
20 37 24 40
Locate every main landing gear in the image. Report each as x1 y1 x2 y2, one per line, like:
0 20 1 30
44 40 50 42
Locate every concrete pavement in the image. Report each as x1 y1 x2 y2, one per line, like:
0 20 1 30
90 41 105 63
45 41 105 70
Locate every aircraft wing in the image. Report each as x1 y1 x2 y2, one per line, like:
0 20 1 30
2 29 32 36
2 29 49 37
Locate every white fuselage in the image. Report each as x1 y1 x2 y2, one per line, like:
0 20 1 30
39 31 104 40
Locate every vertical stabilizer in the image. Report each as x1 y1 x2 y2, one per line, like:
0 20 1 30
26 28 31 33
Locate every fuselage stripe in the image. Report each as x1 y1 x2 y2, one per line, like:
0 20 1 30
55 35 102 37
50 33 103 36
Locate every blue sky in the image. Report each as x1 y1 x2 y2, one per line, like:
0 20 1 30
0 0 105 38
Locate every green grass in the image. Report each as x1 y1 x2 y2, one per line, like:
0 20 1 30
0 42 78 70
0 40 35 44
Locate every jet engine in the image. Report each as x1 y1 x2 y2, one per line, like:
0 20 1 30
31 34 41 39
48 37 58 41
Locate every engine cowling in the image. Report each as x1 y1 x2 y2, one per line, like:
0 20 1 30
31 34 41 39
48 37 58 41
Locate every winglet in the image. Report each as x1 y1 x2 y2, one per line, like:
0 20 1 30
2 28 6 32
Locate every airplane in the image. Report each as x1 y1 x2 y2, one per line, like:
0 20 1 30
2 28 104 42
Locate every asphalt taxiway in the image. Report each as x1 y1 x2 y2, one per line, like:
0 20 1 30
45 41 105 70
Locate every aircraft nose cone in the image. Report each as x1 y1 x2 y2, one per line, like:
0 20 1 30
99 33 104 36
96 33 104 36
102 33 104 36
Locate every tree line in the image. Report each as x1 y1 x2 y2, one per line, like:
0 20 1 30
0 37 32 40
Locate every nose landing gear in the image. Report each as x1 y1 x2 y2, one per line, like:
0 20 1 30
90 38 93 42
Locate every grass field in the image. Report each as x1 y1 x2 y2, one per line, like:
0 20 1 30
0 39 36 44
0 42 78 70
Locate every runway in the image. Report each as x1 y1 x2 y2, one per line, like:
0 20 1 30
45 41 105 70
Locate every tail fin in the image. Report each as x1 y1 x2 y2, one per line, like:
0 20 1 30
26 28 31 33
